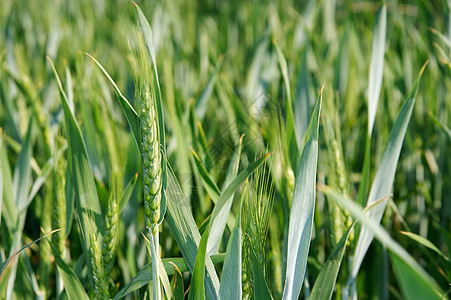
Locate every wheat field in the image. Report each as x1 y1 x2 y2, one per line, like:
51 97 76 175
0 0 450 299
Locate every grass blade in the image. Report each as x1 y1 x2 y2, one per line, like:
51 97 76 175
12 118 33 213
428 111 451 141
164 163 220 299
356 136 371 206
207 136 242 255
143 234 172 299
195 57 223 121
1 130 15 230
113 254 225 299
274 42 299 161
310 224 355 300
350 63 427 280
282 86 323 300
310 196 388 300
189 153 269 299
188 227 209 300
0 230 60 275
171 266 185 299
47 238 89 300
219 208 242 300
65 164 74 238
368 3 387 135
26 148 65 207
294 46 312 147
400 231 450 262
211 153 270 224
251 241 273 300
119 173 138 213
390 254 444 300
190 148 221 201
48 57 104 290
85 53 141 152
5 117 33 299
321 186 444 299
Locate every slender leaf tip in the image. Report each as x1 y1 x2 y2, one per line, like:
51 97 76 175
419 61 429 76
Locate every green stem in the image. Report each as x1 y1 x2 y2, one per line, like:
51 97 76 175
149 229 160 300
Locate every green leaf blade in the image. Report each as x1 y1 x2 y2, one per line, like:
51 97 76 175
218 211 242 299
207 136 242 255
282 87 322 300
368 3 387 135
48 58 103 286
321 186 445 299
310 224 355 300
85 53 141 152
351 64 427 279
48 239 89 300
251 242 273 300
391 253 444 300
164 164 220 299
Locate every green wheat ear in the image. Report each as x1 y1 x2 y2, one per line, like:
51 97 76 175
102 166 120 276
132 31 163 235
131 25 164 300
89 232 109 299
323 94 353 248
242 160 274 299
52 135 67 257
141 91 162 234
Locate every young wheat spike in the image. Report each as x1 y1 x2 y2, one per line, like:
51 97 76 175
141 95 162 234
89 232 109 299
242 161 274 299
52 136 67 257
323 95 353 248
40 182 52 293
132 29 163 300
132 32 163 235
102 167 120 276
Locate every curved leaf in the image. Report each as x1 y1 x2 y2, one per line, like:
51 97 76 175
189 153 270 299
321 186 444 300
310 224 355 300
119 173 139 213
113 254 226 299
164 164 220 299
195 57 223 121
47 238 89 300
350 63 427 280
4 117 33 299
85 53 141 150
207 135 242 255
400 231 450 262
218 209 242 299
251 241 273 300
48 57 103 287
282 86 323 300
